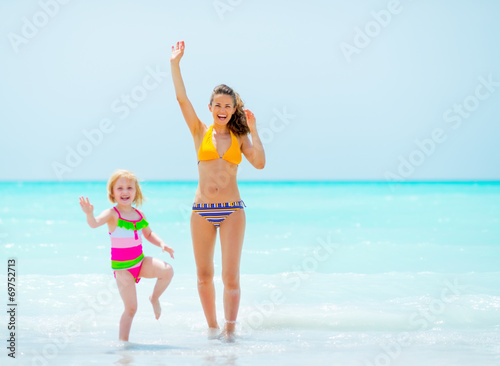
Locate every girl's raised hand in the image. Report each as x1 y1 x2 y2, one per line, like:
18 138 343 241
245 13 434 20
79 196 94 215
244 109 256 132
170 41 185 63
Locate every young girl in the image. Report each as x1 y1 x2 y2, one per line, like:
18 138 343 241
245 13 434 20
79 169 174 342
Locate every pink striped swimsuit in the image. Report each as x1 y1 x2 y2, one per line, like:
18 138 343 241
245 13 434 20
110 207 148 283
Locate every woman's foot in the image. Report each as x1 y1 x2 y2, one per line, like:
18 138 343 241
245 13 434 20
220 320 236 342
207 327 220 340
149 296 161 320
219 328 236 343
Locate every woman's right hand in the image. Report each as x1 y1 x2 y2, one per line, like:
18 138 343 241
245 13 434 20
170 41 185 64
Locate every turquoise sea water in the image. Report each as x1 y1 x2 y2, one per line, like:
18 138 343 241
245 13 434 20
1 181 500 365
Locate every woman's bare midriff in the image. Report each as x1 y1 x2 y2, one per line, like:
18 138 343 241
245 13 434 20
194 159 241 203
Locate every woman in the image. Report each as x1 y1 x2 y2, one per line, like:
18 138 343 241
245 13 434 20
170 40 265 339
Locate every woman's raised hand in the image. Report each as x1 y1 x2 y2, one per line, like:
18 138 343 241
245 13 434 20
244 109 256 132
171 41 185 63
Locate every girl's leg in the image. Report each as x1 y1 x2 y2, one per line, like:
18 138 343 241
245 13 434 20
219 209 246 335
139 256 174 319
115 270 138 341
191 211 218 328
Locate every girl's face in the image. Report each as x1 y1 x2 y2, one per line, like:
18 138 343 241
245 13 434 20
112 177 136 206
209 94 235 126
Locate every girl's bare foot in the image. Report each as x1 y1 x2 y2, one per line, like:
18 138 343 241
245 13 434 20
149 296 161 320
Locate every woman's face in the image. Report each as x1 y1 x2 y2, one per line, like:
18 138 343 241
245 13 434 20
209 94 235 126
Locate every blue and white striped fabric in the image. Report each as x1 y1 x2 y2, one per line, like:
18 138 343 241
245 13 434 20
192 200 246 227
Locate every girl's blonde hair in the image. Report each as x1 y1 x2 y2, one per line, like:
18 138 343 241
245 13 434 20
107 169 144 206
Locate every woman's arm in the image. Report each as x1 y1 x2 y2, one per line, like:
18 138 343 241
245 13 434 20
170 41 203 137
79 197 113 228
241 109 266 169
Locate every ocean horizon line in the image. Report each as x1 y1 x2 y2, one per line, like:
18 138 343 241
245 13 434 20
1 179 500 185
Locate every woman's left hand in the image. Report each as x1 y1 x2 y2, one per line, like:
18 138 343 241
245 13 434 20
244 109 256 132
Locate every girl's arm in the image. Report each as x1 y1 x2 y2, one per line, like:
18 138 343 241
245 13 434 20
170 40 203 137
79 197 113 228
241 109 266 169
142 223 175 259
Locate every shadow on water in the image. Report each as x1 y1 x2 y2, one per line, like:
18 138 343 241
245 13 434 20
107 342 190 366
202 354 238 366
122 342 186 351
105 341 185 353
106 340 241 366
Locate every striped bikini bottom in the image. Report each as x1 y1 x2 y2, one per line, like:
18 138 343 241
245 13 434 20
192 200 246 228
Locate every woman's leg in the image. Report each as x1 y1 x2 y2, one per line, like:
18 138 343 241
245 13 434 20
219 209 246 335
191 211 218 328
139 256 174 319
115 270 138 341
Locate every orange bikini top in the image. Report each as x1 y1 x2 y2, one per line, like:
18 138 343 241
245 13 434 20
198 125 242 165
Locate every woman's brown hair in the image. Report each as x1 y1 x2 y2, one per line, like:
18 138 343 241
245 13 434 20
210 84 250 136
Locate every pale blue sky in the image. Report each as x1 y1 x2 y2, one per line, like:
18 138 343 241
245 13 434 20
1 0 499 181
